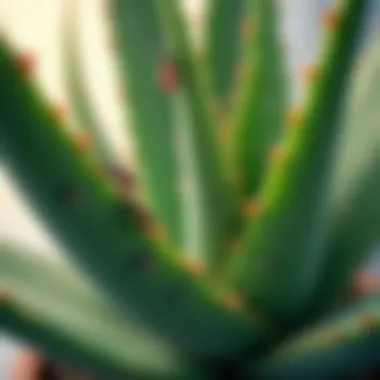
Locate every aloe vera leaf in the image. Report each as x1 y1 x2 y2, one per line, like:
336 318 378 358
61 1 116 165
252 294 380 380
314 36 380 308
154 0 239 273
203 0 247 110
0 243 201 379
229 1 370 322
106 0 181 247
231 0 288 198
0 38 262 359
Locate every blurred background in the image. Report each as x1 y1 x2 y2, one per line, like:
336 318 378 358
1 0 380 378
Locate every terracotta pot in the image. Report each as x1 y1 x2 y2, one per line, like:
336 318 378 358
10 350 93 380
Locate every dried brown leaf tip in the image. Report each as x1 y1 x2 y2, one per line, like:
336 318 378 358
157 56 179 93
322 7 340 29
180 256 206 277
15 52 36 75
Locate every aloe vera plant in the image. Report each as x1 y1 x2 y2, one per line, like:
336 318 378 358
1 1 380 379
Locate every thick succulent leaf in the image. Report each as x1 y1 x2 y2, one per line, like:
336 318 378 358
229 1 370 322
231 0 288 198
252 293 380 380
203 0 247 110
62 1 116 165
314 35 380 308
155 0 239 273
0 38 262 359
106 0 181 247
0 244 200 379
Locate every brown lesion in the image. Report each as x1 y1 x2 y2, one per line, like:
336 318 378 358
14 52 36 76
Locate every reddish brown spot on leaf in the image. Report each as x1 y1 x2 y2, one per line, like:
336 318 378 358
50 103 68 123
15 52 36 75
180 256 206 277
108 165 136 189
322 8 340 29
300 64 318 84
157 57 179 93
72 132 92 153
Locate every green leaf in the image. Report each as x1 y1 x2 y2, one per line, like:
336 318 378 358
1 244 200 379
231 0 288 198
155 0 239 273
313 35 380 308
229 1 370 322
61 1 116 165
0 38 262 359
204 0 247 110
253 294 380 380
107 0 181 247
